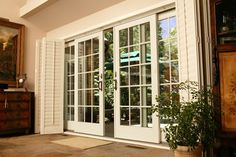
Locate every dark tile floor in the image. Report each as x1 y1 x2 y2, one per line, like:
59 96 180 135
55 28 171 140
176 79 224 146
0 134 174 157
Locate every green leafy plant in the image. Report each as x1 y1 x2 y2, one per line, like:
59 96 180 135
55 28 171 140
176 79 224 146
152 81 219 151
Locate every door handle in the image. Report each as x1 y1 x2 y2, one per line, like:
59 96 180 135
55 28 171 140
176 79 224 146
99 81 103 91
113 79 117 90
4 97 8 109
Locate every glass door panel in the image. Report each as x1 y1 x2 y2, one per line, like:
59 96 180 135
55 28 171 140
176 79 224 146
67 32 104 136
114 15 159 143
65 43 75 127
157 10 179 143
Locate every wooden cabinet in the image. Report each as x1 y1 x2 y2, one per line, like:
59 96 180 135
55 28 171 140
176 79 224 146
0 91 34 135
211 0 236 131
219 52 236 132
212 0 236 48
210 0 236 156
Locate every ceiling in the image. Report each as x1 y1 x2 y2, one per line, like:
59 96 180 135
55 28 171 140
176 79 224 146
22 0 125 32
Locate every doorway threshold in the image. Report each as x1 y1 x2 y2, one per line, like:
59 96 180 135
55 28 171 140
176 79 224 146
64 131 169 150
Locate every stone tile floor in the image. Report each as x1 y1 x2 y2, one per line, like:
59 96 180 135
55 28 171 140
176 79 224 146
0 134 174 157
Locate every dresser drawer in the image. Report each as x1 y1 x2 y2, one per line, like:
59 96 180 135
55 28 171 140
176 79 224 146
0 92 31 102
0 103 5 111
0 111 29 120
0 102 29 111
8 102 29 110
0 120 30 130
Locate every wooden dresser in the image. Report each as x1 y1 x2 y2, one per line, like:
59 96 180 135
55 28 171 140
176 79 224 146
0 91 34 135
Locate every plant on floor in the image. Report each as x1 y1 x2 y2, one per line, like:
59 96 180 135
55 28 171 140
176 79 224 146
152 81 219 152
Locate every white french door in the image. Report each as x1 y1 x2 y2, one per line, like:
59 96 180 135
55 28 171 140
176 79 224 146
114 15 160 143
66 32 104 136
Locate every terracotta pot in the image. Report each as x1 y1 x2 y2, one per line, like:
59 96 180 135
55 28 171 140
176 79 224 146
174 145 202 157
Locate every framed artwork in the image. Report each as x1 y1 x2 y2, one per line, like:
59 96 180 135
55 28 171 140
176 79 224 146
0 19 24 87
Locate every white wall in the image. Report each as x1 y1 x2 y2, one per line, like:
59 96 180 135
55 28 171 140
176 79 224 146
47 0 169 39
0 0 46 90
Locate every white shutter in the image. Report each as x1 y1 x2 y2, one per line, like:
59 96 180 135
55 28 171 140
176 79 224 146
35 38 64 134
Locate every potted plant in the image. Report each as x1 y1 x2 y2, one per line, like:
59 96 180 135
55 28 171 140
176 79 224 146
152 81 218 157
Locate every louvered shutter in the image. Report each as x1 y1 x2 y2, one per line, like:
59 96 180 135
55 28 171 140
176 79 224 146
35 38 64 134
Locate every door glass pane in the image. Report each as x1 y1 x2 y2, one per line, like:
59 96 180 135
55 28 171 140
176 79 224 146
130 87 140 106
158 15 179 135
120 107 129 125
141 108 152 128
76 36 100 125
170 38 178 60
65 47 70 61
67 107 70 120
158 19 168 40
85 40 91 55
93 72 99 88
78 42 84 56
159 40 169 61
93 107 99 123
141 65 151 84
85 73 91 88
169 16 177 38
160 85 170 94
71 91 74 105
172 84 179 93
65 44 75 122
70 62 75 75
71 107 74 121
120 87 129 106
131 108 140 126
78 107 84 122
71 46 75 59
86 56 91 72
67 92 70 105
85 107 91 122
78 58 83 73
171 61 179 83
118 21 152 128
120 47 128 66
119 29 128 47
159 63 170 83
92 54 99 71
93 38 99 54
93 89 99 106
130 66 139 85
129 25 139 45
78 74 83 89
78 91 83 105
141 86 152 106
141 43 151 63
120 67 129 86
85 90 91 106
140 22 150 42
129 46 140 65
70 76 74 90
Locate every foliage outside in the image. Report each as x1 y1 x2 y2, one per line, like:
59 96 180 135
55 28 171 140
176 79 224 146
152 81 218 151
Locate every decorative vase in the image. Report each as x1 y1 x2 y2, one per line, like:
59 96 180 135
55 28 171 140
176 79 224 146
174 145 202 157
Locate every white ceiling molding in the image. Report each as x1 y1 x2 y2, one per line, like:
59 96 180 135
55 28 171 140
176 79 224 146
20 0 57 17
